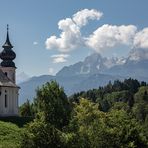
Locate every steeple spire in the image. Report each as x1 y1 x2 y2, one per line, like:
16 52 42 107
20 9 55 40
0 25 16 67
3 24 13 48
7 24 9 41
7 24 8 31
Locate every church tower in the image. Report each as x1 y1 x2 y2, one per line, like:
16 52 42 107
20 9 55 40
0 25 19 116
0 25 16 83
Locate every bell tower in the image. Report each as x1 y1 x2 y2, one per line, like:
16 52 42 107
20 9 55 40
0 25 16 83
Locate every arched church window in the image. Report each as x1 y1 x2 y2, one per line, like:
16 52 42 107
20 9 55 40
5 94 7 108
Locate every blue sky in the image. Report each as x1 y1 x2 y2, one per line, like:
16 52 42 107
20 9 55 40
0 0 148 76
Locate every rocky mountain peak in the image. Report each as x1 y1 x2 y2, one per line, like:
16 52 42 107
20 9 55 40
128 48 148 61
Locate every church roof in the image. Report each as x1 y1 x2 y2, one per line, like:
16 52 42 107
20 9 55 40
2 25 13 48
0 25 16 68
0 69 18 88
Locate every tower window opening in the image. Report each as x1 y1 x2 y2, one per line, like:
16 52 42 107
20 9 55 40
5 94 7 108
5 72 7 76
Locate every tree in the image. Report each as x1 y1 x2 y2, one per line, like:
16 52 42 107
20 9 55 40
123 78 140 93
20 81 72 147
110 102 130 112
141 81 147 86
132 102 148 122
20 113 65 148
33 81 71 129
20 80 148 147
68 98 147 148
19 99 33 117
133 86 148 121
134 86 148 103
0 121 23 148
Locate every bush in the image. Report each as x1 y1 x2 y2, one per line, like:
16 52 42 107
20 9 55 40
0 116 33 127
0 121 22 148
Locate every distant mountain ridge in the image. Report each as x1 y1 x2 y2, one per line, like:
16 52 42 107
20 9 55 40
19 73 123 104
57 53 125 76
57 48 148 78
19 49 148 104
104 49 148 79
16 72 30 84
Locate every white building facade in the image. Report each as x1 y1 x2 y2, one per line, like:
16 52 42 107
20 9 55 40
0 25 19 116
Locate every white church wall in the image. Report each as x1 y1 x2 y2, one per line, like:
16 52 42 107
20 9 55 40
0 86 19 116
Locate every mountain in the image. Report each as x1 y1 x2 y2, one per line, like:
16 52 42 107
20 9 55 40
57 48 148 80
57 49 148 78
103 49 148 79
57 53 125 76
19 73 122 104
19 49 148 104
127 48 148 61
16 72 30 84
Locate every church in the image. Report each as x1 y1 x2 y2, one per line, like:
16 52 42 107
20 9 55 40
0 25 19 116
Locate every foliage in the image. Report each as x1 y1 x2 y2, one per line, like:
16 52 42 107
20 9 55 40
0 116 33 127
20 81 71 147
132 86 148 122
110 102 130 112
0 121 22 148
20 114 65 148
105 90 130 103
134 86 148 103
0 79 147 147
67 98 147 148
19 99 34 117
70 78 142 104
33 81 71 129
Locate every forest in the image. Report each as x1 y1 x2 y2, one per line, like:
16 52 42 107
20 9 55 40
0 78 148 148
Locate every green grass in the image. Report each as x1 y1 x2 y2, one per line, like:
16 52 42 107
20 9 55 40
0 121 22 148
0 117 33 147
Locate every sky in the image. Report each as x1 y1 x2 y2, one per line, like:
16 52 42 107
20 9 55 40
0 0 148 77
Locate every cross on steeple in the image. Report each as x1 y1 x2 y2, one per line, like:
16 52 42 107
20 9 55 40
7 24 9 32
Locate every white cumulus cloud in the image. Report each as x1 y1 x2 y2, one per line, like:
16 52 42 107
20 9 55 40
51 54 69 63
45 9 148 54
86 24 137 53
73 9 103 27
46 18 82 52
134 28 148 49
45 9 103 52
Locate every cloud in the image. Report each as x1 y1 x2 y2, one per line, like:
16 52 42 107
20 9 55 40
45 9 102 52
73 9 103 27
134 28 148 49
86 24 137 53
33 41 38 45
51 54 69 63
45 9 148 54
46 18 82 52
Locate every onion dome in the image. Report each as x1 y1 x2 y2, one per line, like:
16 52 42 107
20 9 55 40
0 25 16 67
